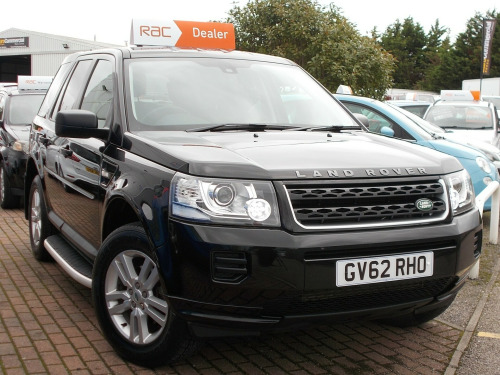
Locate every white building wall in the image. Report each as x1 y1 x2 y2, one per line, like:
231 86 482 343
0 28 119 77
31 53 73 76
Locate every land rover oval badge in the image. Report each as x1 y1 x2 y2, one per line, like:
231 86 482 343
416 198 433 211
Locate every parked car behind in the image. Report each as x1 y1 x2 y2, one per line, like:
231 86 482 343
423 90 500 150
386 100 431 118
336 93 499 210
482 95 500 109
0 77 51 208
482 95 500 119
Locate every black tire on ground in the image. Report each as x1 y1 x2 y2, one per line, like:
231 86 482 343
0 164 18 209
28 175 53 261
92 223 200 367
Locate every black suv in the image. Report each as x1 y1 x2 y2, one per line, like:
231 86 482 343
0 85 46 208
26 46 482 366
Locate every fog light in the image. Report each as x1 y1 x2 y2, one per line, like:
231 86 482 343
484 177 493 185
245 199 271 221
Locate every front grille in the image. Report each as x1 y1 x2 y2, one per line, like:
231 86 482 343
262 276 456 316
284 179 448 229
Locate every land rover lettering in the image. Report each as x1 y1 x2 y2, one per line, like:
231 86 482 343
295 167 429 178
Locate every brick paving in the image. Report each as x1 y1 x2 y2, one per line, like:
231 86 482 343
0 206 497 374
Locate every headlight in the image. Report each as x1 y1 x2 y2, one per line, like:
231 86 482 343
13 140 29 153
476 156 492 174
170 172 280 226
446 170 474 215
471 145 500 163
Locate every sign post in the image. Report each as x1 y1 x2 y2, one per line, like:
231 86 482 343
480 19 497 94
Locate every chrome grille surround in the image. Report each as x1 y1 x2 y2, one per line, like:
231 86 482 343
284 178 449 230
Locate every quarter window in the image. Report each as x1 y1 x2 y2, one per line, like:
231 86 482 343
56 59 93 115
81 60 114 128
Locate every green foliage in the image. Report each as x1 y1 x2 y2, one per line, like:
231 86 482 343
225 1 499 97
379 17 429 89
454 11 499 80
378 11 499 91
226 0 395 99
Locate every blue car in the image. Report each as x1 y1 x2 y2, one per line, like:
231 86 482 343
335 94 499 210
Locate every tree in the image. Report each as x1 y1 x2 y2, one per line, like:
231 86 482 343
454 11 500 81
419 21 455 91
226 0 395 99
379 17 428 89
422 38 463 91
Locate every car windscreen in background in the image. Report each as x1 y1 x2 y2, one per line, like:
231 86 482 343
8 94 45 125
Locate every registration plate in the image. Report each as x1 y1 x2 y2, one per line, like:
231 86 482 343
85 166 99 175
336 252 434 287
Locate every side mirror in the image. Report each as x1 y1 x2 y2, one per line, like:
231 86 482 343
55 110 109 139
380 126 395 137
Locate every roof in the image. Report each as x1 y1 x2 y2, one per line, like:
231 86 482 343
432 100 493 108
386 100 431 106
0 88 47 96
59 45 295 65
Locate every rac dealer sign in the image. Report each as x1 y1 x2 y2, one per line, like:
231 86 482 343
130 19 235 50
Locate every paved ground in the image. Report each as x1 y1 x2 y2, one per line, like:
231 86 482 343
0 207 499 375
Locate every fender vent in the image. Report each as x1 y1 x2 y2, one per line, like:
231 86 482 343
212 251 248 283
474 230 482 258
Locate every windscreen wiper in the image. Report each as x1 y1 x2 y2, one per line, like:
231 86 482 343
292 125 361 132
443 126 490 130
430 132 445 139
186 123 300 132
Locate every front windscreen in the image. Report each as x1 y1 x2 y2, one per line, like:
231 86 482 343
125 57 357 132
8 94 45 125
425 103 494 130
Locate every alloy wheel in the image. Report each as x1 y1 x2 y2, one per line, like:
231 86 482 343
104 250 169 345
30 187 42 248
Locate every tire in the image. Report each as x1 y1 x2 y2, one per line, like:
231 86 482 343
379 298 455 327
92 223 200 367
0 164 17 209
28 175 53 261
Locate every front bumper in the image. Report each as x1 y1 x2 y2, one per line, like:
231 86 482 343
162 208 482 337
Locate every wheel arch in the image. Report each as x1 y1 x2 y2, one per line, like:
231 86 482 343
102 195 147 243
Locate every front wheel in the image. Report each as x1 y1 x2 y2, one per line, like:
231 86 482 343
28 175 53 261
0 164 17 209
92 223 199 367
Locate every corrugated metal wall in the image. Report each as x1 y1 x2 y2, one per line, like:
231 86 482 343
31 54 71 76
0 28 118 77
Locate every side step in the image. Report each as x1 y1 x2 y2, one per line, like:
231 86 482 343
44 235 92 288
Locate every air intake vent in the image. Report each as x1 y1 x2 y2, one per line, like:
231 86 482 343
473 230 482 258
212 251 248 283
